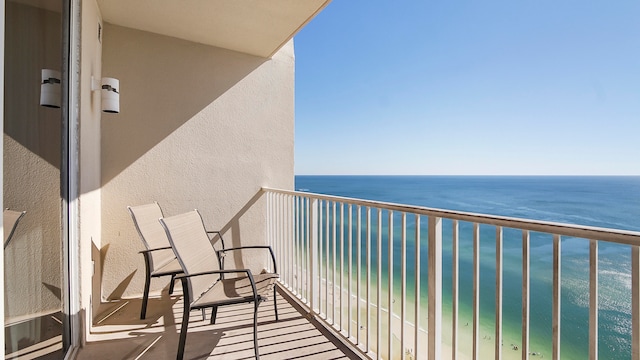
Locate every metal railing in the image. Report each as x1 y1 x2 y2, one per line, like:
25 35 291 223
263 187 640 360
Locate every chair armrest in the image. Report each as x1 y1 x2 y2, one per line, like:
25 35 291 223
206 230 226 249
221 245 272 252
175 268 252 280
216 246 277 274
176 269 259 302
139 247 176 277
138 246 173 254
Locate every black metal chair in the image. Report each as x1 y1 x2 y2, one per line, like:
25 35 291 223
129 202 233 319
3 208 26 249
129 202 182 319
159 210 278 360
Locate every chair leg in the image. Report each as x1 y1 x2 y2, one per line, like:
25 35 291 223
169 274 176 295
140 271 151 320
210 306 218 324
177 280 190 360
141 253 153 320
253 302 260 360
273 287 278 321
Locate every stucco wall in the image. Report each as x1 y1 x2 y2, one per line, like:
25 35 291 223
3 1 63 321
99 24 294 301
78 0 103 327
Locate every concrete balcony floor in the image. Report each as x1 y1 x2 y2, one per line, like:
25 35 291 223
76 285 357 360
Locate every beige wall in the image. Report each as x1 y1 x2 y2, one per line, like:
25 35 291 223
0 0 4 352
99 24 295 301
3 1 63 321
78 0 103 330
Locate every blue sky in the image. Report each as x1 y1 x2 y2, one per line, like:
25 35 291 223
293 1 639 175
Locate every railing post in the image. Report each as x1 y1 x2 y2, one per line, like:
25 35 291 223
278 194 283 280
388 211 394 360
357 205 362 346
633 246 640 360
325 201 330 318
296 196 301 292
401 212 407 360
414 214 421 359
348 204 353 338
473 223 480 360
306 197 312 302
266 191 272 256
452 220 459 360
332 202 337 326
376 209 382 358
287 195 293 289
366 207 372 353
340 203 345 332
496 226 503 360
552 234 561 360
428 216 442 360
590 240 598 360
523 230 530 360
310 198 320 313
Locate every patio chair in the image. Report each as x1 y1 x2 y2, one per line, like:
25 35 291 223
129 202 182 319
129 202 228 319
159 210 278 360
128 202 183 319
4 209 26 249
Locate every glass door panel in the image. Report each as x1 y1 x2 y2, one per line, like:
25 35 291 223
4 0 67 358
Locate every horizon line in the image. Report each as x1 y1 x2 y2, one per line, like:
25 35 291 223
294 174 640 177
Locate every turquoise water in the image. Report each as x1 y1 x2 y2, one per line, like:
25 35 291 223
295 175 640 359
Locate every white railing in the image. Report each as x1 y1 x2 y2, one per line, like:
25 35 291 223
263 187 640 360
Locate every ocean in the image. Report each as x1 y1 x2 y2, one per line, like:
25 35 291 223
295 175 640 359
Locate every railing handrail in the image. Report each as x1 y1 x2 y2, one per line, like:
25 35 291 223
262 187 640 246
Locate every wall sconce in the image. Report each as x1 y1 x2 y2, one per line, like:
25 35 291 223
91 76 120 113
40 69 61 108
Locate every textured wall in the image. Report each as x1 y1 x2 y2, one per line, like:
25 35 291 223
99 24 295 300
78 0 103 326
3 1 63 321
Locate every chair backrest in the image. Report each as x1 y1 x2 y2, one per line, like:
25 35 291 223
128 202 174 270
159 210 219 303
4 209 26 249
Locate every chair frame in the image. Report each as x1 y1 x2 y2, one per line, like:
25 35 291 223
3 209 26 249
129 203 180 319
211 246 279 325
137 246 180 319
128 202 228 319
160 211 278 360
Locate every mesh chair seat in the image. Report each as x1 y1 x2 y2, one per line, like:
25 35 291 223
128 202 183 319
160 210 279 360
152 257 183 277
193 273 278 308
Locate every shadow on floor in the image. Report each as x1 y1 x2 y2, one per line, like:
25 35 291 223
77 286 359 360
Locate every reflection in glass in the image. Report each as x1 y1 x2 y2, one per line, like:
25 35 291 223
4 0 65 357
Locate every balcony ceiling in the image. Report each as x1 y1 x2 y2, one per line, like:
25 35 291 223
96 0 331 58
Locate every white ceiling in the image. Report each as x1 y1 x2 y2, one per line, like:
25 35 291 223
96 0 331 58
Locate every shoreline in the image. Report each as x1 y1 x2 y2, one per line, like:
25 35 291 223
299 275 556 359
294 175 637 359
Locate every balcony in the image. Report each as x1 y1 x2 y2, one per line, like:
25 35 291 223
77 286 357 360
77 188 640 360
263 188 640 360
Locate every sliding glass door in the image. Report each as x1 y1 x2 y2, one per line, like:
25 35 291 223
4 0 70 357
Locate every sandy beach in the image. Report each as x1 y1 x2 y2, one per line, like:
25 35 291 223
289 273 549 359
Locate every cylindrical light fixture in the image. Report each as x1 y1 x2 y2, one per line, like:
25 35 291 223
100 77 119 113
91 76 120 113
40 69 61 108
